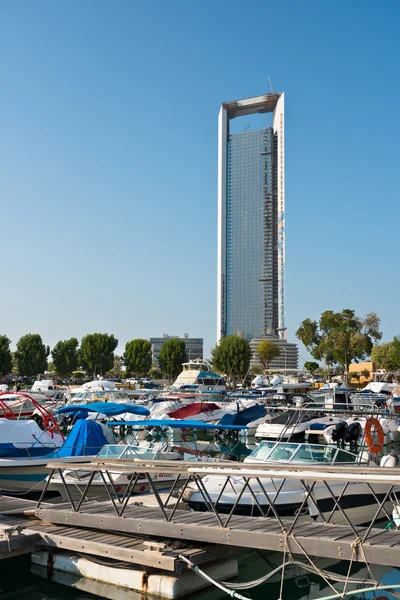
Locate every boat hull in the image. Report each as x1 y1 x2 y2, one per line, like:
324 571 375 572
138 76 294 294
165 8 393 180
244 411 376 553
49 472 184 503
184 479 394 526
0 457 89 497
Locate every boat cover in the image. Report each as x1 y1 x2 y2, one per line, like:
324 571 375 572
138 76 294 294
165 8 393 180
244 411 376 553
56 419 108 457
57 402 150 418
218 405 268 426
0 418 63 448
167 402 220 419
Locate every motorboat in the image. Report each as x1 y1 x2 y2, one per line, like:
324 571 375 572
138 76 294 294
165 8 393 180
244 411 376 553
0 391 58 419
183 440 397 525
167 402 229 423
48 419 249 502
47 442 184 503
171 359 226 392
0 419 107 497
255 408 332 441
219 404 271 437
55 401 150 427
30 380 58 398
66 388 133 405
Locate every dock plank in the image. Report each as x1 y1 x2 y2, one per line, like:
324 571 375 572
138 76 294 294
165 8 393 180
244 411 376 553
35 501 400 568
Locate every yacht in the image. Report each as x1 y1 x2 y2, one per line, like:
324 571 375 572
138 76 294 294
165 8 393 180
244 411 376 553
171 359 226 392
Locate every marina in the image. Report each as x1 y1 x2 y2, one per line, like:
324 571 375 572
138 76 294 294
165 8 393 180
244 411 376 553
1 3 399 597
2 446 400 597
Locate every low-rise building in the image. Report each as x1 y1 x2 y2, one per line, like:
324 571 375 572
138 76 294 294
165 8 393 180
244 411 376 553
250 336 298 372
150 333 203 367
348 361 375 384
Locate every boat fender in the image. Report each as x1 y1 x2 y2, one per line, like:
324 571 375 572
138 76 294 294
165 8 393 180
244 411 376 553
356 450 371 465
380 453 398 468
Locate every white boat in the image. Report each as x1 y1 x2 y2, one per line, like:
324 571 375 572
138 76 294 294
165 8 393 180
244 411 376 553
0 391 58 419
30 380 58 398
48 442 184 503
0 419 111 498
183 441 396 525
255 409 337 441
171 359 226 392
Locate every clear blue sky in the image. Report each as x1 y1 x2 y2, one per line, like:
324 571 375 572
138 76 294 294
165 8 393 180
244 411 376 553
1 0 399 362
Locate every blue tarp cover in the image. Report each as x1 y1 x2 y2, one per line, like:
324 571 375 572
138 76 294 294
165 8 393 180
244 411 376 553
107 419 247 431
218 405 268 426
57 402 150 418
56 419 109 457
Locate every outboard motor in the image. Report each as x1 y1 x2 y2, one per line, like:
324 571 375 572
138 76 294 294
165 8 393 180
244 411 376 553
270 375 283 387
331 421 348 447
345 421 362 450
380 453 399 468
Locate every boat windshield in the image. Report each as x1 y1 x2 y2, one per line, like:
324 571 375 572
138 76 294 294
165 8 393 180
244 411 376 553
249 441 358 464
72 391 130 402
96 444 147 460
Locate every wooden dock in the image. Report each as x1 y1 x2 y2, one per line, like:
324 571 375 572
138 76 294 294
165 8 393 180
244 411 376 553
29 458 400 570
0 497 228 573
34 498 400 568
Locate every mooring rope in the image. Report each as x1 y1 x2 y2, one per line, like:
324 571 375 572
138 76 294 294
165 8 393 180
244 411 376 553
178 552 379 598
178 554 249 600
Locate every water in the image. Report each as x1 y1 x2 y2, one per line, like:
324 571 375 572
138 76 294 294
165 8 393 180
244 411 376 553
1 552 399 600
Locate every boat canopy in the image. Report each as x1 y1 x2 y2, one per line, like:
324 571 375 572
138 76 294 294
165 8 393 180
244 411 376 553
107 419 247 431
362 382 394 394
56 402 150 418
219 405 268 426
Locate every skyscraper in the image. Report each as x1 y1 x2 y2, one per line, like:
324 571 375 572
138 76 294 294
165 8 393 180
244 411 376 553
217 92 285 342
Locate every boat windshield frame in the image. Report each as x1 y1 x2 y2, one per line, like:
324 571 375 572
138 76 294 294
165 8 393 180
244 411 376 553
71 390 131 402
248 441 363 465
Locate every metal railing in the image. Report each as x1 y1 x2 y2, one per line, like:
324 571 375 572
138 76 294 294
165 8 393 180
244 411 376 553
38 459 400 542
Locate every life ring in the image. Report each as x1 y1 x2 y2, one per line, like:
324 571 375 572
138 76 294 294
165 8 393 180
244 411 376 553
365 417 384 454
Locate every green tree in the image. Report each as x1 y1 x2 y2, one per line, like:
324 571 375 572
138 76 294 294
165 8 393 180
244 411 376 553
148 368 163 380
0 336 12 376
51 338 79 378
210 335 251 388
159 339 187 381
304 361 320 374
110 355 124 377
124 339 152 377
296 310 382 382
371 336 400 374
350 372 360 382
256 340 280 373
79 333 118 377
360 369 371 380
15 334 49 377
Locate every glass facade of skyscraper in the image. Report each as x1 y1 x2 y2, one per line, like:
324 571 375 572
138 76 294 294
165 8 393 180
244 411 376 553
225 127 278 340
